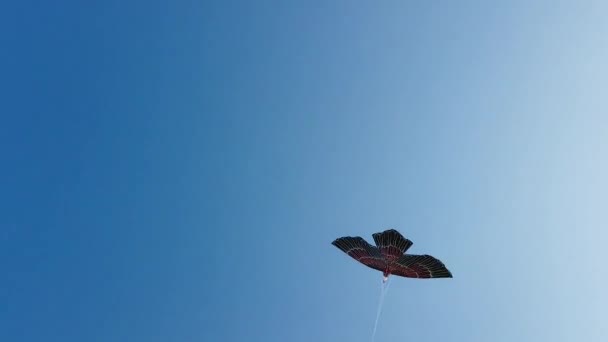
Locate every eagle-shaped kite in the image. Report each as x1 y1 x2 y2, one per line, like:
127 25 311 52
332 229 452 281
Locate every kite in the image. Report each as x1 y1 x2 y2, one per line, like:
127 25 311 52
332 229 452 341
332 229 452 282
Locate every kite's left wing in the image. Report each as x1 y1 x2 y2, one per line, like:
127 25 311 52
332 236 387 273
390 254 452 279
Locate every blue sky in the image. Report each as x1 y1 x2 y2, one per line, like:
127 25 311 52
2 1 607 341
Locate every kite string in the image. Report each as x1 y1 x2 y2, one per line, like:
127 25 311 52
371 278 391 342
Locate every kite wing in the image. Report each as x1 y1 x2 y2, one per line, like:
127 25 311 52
390 254 453 279
372 229 413 260
332 236 386 272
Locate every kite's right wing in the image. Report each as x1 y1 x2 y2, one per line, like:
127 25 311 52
390 254 452 279
332 236 386 273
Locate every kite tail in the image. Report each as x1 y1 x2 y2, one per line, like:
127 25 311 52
371 277 391 342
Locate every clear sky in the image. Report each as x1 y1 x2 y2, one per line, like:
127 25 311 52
2 1 608 341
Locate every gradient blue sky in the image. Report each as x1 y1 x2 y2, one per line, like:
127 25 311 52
2 1 608 341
